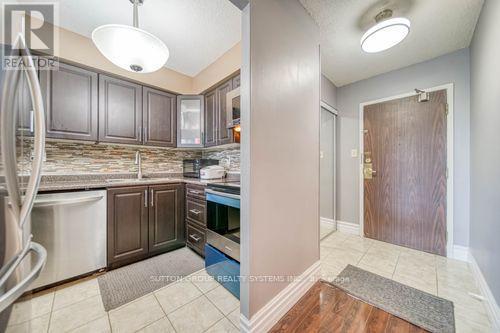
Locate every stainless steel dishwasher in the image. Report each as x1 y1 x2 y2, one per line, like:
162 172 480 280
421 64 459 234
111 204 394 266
28 190 107 290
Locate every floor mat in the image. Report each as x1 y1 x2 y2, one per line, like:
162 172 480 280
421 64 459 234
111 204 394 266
98 247 204 311
331 265 455 333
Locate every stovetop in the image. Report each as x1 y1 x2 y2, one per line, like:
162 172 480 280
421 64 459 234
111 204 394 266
207 181 241 195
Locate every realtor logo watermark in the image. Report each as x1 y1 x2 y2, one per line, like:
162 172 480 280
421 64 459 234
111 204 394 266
2 2 59 70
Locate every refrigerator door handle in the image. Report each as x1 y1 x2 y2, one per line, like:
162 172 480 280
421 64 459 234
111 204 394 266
0 241 46 313
18 35 46 228
0 34 46 228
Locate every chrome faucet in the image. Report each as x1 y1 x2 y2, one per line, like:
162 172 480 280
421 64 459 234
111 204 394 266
135 151 142 180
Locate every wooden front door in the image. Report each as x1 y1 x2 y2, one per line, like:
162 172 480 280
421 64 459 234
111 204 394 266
363 90 447 256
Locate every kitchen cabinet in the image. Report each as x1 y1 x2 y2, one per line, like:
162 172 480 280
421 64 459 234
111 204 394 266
40 62 98 141
107 183 185 267
216 80 233 145
107 186 149 266
99 74 142 145
143 87 176 147
177 95 204 148
185 183 207 256
149 184 185 254
203 73 240 147
204 89 217 147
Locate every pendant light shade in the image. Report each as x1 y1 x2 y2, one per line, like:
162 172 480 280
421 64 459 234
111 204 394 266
92 0 169 73
361 10 410 53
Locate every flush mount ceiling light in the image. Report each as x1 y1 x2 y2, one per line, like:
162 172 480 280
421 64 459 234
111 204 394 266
92 0 169 73
361 9 410 53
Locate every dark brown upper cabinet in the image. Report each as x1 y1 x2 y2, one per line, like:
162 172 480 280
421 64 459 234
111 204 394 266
216 79 233 145
99 74 142 145
40 62 98 141
107 186 149 266
143 87 176 147
204 89 217 147
148 183 185 254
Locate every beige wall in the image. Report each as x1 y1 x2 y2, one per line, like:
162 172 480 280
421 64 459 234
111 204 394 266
192 42 241 93
240 0 320 321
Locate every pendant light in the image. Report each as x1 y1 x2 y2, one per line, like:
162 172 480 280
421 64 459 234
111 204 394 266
92 0 169 73
361 9 410 53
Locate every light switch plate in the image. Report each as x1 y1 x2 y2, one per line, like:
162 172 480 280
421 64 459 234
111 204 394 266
351 149 358 158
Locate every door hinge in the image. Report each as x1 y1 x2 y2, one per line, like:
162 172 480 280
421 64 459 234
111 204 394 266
445 104 449 116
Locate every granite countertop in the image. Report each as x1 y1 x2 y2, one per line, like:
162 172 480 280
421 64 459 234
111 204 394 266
36 172 240 192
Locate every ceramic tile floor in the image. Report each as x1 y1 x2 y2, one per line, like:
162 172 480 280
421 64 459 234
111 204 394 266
320 231 495 333
6 268 240 333
6 231 496 333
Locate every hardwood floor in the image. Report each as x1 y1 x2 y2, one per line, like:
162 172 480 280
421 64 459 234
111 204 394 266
270 281 428 333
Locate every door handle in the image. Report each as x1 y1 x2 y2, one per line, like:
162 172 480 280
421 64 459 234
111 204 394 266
1 34 46 228
0 241 47 313
363 163 377 179
34 195 104 207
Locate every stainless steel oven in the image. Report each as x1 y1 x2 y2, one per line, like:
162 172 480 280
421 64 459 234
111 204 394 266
205 182 240 298
205 183 240 261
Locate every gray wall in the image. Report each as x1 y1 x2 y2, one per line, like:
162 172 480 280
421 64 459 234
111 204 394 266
470 0 500 304
240 0 320 320
321 74 337 108
336 48 471 246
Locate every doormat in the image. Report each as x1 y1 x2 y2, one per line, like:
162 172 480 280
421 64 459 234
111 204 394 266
330 265 455 333
98 247 204 311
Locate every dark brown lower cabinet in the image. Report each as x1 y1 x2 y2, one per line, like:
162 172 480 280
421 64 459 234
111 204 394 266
149 184 185 254
107 183 185 268
185 184 207 256
107 186 149 267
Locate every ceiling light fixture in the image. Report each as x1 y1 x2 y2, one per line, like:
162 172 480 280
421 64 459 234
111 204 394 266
92 0 169 73
361 9 410 53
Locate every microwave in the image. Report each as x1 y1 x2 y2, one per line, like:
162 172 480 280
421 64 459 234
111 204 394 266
183 159 219 178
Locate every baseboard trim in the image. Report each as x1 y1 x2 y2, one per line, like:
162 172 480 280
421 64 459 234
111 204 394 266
240 261 321 333
469 253 500 331
450 245 470 262
336 220 359 235
320 217 336 226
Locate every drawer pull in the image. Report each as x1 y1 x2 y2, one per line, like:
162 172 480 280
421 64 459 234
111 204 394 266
189 209 202 215
189 190 202 195
189 234 201 242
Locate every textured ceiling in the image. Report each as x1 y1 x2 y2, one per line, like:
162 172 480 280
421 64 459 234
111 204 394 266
300 0 484 87
8 0 242 77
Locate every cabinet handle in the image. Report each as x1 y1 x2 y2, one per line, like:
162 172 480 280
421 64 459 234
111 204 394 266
189 190 202 195
189 209 201 215
150 189 154 207
29 110 34 133
189 234 201 242
138 126 142 143
143 126 147 143
144 189 147 207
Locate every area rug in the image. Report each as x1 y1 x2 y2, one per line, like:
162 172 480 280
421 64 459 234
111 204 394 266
331 265 455 333
98 247 204 311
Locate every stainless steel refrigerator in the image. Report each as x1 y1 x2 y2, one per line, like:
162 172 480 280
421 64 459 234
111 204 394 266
0 36 47 330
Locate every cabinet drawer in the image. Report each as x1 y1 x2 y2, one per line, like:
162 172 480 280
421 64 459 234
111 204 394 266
186 223 206 256
186 184 206 200
186 198 206 226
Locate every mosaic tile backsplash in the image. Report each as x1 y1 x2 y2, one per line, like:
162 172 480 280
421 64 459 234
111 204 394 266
18 140 240 175
202 145 241 171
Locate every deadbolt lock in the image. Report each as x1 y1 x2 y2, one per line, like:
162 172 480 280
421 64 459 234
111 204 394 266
364 163 377 179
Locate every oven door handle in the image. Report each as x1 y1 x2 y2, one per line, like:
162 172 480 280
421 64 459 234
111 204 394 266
205 189 241 200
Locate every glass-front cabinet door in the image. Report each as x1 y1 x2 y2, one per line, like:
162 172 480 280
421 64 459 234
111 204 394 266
177 95 204 147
